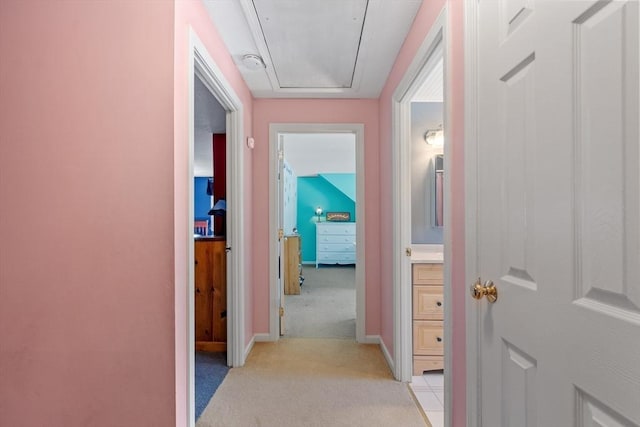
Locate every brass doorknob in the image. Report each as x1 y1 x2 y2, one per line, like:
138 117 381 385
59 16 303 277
470 278 498 303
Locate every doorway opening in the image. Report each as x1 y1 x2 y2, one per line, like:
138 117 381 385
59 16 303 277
268 124 366 344
192 73 229 421
280 133 357 339
185 29 246 427
391 7 450 427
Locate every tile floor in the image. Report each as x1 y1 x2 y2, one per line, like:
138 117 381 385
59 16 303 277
410 371 444 427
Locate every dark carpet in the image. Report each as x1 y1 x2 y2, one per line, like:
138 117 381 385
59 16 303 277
195 352 229 420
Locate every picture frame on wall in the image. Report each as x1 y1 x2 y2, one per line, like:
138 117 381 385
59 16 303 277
326 212 351 222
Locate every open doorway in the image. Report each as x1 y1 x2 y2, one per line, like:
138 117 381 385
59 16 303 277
391 8 450 427
192 73 229 421
185 30 246 427
280 133 357 338
268 124 366 345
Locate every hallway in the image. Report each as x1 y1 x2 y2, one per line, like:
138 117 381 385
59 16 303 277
196 338 427 427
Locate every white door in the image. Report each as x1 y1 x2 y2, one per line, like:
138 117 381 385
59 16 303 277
470 1 639 426
277 135 286 336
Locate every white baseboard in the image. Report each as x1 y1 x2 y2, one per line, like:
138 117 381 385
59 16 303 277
362 335 381 344
244 333 273 363
243 336 255 363
361 335 395 375
253 333 272 342
379 337 395 375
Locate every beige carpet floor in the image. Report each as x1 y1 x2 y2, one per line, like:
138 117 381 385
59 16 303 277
284 265 355 338
196 338 427 427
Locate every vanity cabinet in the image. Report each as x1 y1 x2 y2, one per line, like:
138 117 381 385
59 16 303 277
413 262 444 374
315 222 356 268
194 237 226 352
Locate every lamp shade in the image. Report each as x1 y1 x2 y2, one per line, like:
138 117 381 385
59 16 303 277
208 199 226 216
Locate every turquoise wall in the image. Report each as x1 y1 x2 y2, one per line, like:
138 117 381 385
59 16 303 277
297 175 356 263
319 173 356 201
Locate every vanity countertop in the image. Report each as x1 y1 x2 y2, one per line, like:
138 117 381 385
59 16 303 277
411 244 443 263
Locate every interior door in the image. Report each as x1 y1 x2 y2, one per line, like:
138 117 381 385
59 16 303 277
277 134 286 336
471 1 639 426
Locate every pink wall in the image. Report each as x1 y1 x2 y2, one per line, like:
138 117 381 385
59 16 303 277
251 99 381 336
0 2 176 426
174 1 254 425
378 1 466 426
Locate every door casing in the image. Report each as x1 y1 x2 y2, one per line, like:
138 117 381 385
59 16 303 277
390 4 452 422
268 123 366 344
183 28 246 427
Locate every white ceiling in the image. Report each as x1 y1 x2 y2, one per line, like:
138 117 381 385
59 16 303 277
283 133 355 177
203 0 423 98
411 56 443 102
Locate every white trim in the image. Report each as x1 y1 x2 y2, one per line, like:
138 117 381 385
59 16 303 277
244 335 256 361
253 333 272 342
391 7 449 385
185 28 246 427
268 123 366 343
379 336 395 375
464 1 480 426
362 335 382 344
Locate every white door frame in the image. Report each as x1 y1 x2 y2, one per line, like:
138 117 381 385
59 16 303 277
390 2 451 407
463 2 480 426
184 28 246 427
268 123 366 343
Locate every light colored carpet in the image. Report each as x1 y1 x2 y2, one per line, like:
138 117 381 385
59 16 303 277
196 338 426 427
284 265 355 338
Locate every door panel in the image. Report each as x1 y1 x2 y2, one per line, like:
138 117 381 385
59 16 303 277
474 1 640 426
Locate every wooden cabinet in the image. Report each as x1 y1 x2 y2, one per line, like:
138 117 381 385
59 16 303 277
413 262 443 375
194 238 226 352
315 222 356 268
284 235 302 295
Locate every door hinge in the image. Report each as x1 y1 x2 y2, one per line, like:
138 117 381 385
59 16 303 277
279 306 284 317
405 247 412 257
278 228 284 240
278 149 284 160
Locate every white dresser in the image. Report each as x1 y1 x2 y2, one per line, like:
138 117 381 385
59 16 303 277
315 222 356 268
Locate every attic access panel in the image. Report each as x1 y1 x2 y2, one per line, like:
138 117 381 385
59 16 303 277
253 0 368 89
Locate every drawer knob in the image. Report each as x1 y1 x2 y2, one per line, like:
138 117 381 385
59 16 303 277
436 337 442 342
436 301 442 307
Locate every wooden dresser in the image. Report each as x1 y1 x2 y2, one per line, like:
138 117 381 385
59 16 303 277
194 237 226 352
284 235 302 295
315 222 356 268
412 262 444 375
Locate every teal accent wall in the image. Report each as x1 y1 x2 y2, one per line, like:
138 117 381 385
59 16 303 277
297 175 356 263
318 173 356 202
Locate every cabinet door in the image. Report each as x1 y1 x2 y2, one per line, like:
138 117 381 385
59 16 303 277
195 241 214 342
413 320 444 355
194 240 226 343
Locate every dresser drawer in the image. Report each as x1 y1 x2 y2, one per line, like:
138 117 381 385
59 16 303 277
316 223 355 235
318 243 355 253
413 286 443 320
317 235 355 244
413 320 444 355
317 252 356 263
412 263 443 285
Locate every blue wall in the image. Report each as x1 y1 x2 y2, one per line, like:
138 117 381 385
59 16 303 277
194 177 212 235
297 175 356 263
